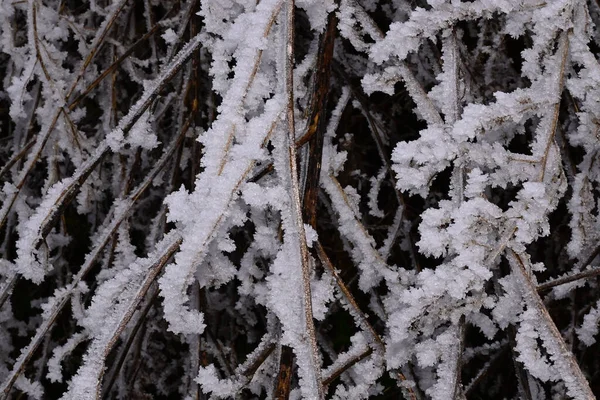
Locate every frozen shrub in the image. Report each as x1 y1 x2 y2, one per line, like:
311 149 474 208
0 0 600 399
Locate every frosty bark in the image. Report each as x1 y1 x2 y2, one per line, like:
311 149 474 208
280 0 324 397
509 251 594 399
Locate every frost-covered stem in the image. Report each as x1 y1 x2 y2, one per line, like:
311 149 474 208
396 368 425 400
196 332 278 398
322 347 372 386
0 294 69 398
102 288 158 398
539 32 569 182
443 29 467 397
283 0 324 397
67 21 165 111
464 346 508 396
0 273 17 309
0 109 60 231
538 266 600 292
451 321 466 399
0 117 189 395
0 0 129 230
64 0 130 101
340 0 443 126
323 173 392 283
143 0 158 68
187 283 204 400
443 28 466 206
509 250 594 399
334 4 424 272
164 0 200 63
0 138 35 181
31 2 57 85
237 336 277 381
316 241 384 352
60 235 182 400
397 62 444 126
14 32 203 282
341 71 399 203
510 337 535 400
442 30 460 126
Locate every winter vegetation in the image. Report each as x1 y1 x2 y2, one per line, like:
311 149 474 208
1 0 600 398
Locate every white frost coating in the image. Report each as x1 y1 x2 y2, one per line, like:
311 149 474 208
160 94 282 335
295 0 336 33
128 112 159 150
267 194 323 399
577 300 600 346
159 0 288 346
161 0 286 337
2 0 599 397
425 325 462 400
367 167 386 218
491 274 522 330
6 65 35 121
324 333 381 399
309 271 334 321
60 232 182 400
304 223 318 248
196 365 241 398
162 28 177 45
362 64 444 126
14 376 43 400
159 97 281 333
13 27 205 284
322 173 396 291
380 8 575 393
337 0 385 53
368 1 518 64
14 177 74 283
46 333 88 383
196 333 276 398
565 3 600 263
515 308 555 382
321 89 396 291
105 30 205 152
511 253 595 399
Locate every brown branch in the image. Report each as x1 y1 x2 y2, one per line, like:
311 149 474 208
537 265 600 292
0 138 35 181
301 10 336 228
537 234 600 292
67 23 163 111
273 345 294 400
322 347 373 387
539 32 569 182
64 0 130 101
316 241 384 351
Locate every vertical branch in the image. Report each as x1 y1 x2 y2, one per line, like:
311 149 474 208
301 10 336 227
273 343 295 399
283 0 324 397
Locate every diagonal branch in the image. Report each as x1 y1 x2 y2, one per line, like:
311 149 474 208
508 250 594 399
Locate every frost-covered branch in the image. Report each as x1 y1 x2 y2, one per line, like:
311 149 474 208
1 0 600 398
